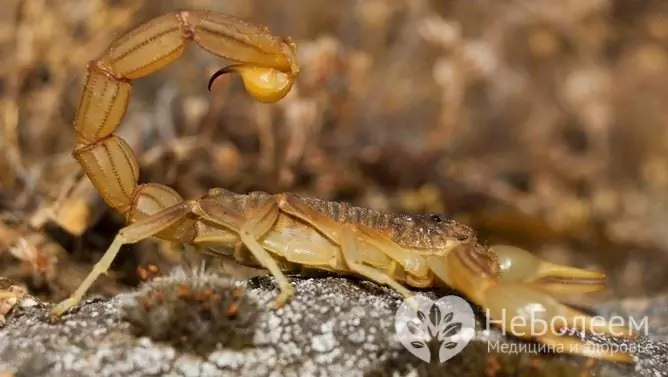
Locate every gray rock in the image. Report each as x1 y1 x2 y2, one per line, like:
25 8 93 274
0 268 665 377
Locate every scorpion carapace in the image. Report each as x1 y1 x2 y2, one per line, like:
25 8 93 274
52 10 636 363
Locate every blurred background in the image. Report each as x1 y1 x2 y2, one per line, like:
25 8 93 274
1 0 667 309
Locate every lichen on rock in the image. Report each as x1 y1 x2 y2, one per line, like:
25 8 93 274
0 269 665 377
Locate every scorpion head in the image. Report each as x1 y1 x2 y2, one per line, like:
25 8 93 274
390 212 475 251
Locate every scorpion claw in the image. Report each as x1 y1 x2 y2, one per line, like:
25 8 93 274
492 245 606 294
436 244 636 362
484 283 636 362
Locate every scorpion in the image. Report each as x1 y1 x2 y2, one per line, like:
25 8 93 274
51 10 635 363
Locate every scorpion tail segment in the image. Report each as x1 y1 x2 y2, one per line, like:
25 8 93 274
483 283 636 363
70 10 301 216
491 245 607 294
185 11 299 73
208 64 296 103
73 136 139 216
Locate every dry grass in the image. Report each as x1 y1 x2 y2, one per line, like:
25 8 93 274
1 0 668 304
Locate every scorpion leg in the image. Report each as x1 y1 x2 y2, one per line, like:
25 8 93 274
194 196 294 307
426 245 635 362
355 226 441 288
339 223 414 298
277 194 433 286
51 198 196 316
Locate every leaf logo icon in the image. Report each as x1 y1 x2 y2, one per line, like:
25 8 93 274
395 295 476 363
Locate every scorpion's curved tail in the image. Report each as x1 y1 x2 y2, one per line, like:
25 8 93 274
72 10 299 224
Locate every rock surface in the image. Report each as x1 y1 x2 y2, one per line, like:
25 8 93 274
0 270 665 377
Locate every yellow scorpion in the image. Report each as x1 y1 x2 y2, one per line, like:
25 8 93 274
51 10 636 363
